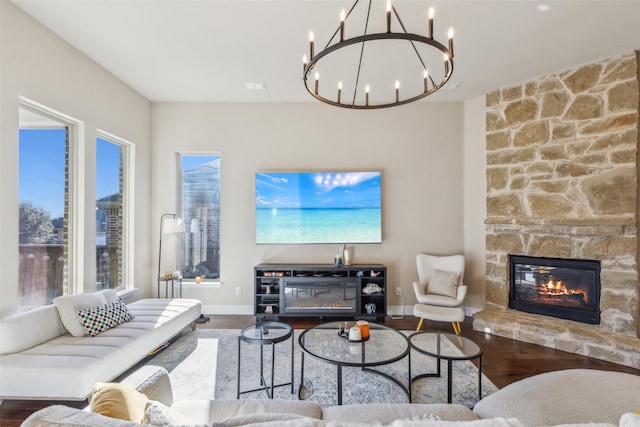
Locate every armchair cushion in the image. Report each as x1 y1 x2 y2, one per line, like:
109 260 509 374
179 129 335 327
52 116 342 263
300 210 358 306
428 269 460 298
418 293 465 307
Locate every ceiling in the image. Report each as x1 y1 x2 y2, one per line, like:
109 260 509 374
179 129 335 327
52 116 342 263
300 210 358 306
11 0 640 104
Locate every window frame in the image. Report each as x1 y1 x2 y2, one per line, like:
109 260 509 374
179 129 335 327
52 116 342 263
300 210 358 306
18 97 85 296
96 130 135 290
177 151 222 284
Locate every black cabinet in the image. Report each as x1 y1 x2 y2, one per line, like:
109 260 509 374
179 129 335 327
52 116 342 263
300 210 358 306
254 264 387 322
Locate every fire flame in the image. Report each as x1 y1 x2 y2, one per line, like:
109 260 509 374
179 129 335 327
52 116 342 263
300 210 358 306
542 279 588 303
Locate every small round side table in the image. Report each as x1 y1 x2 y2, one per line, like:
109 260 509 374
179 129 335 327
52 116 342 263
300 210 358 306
409 330 483 404
237 321 294 399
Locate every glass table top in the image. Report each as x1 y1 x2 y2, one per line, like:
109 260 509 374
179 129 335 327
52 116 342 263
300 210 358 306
298 321 409 367
409 331 482 360
240 321 293 344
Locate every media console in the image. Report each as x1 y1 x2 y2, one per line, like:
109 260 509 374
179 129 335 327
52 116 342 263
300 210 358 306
254 263 387 322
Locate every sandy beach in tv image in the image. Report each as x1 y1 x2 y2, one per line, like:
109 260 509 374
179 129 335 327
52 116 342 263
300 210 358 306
255 171 382 244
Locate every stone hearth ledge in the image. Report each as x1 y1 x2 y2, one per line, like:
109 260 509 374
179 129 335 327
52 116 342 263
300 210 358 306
473 305 640 369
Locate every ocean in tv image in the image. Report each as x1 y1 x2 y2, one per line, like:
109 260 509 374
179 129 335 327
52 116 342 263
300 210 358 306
256 172 382 244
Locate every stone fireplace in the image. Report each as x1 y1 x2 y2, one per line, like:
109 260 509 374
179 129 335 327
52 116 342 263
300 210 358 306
473 51 640 369
509 255 601 325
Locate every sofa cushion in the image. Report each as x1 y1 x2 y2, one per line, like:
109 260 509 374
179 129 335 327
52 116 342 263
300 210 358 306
322 403 478 424
142 400 208 426
53 289 119 336
620 412 640 427
170 399 323 424
90 381 149 422
428 269 459 298
473 369 640 426
0 304 67 355
20 405 142 427
78 299 134 336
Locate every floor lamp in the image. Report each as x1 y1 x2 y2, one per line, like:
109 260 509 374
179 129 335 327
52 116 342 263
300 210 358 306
157 214 185 297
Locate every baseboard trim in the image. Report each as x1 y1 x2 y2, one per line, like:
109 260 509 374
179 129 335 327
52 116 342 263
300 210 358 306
201 304 483 318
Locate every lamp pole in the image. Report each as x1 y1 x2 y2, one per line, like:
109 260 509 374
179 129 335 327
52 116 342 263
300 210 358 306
157 213 177 297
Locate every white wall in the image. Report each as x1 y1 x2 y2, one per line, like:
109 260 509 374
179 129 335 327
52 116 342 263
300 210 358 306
152 102 467 314
0 2 152 317
463 96 487 311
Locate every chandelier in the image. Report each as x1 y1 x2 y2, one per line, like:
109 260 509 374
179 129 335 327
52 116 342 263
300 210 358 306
303 0 455 109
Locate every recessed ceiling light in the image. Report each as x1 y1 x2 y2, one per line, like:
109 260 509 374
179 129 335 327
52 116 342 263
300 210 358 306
243 83 268 91
537 4 551 12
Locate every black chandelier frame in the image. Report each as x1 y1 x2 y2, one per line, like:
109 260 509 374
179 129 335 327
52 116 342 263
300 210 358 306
303 0 455 109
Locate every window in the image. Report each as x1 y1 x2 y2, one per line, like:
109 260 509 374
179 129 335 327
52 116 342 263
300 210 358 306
18 107 70 309
96 134 130 290
179 154 221 280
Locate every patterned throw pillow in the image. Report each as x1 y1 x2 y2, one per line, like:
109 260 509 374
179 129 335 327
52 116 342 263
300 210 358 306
78 299 134 337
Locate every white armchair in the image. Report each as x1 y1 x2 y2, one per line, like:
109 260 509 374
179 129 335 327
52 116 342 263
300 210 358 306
412 253 467 334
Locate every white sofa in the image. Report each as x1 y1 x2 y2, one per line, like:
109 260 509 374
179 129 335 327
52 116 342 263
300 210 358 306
0 291 201 402
19 367 640 427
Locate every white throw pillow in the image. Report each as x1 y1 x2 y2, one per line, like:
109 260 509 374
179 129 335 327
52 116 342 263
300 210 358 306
101 289 120 303
427 269 460 298
53 292 108 336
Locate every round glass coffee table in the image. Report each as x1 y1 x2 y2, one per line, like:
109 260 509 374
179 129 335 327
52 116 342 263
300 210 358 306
409 331 483 404
237 321 294 399
298 321 410 405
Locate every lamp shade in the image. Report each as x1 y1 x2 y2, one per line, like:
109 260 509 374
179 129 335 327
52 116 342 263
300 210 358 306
163 217 185 234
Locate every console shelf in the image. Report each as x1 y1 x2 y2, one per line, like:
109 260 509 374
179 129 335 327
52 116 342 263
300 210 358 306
254 263 387 322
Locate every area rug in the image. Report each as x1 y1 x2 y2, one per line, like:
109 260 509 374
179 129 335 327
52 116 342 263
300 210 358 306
144 329 498 408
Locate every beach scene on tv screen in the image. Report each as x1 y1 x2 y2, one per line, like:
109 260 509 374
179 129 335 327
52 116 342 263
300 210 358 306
256 171 382 244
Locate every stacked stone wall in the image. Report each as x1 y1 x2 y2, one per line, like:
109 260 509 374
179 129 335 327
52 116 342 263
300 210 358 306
474 51 640 368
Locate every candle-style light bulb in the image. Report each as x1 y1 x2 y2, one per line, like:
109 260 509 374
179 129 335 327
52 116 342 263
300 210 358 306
444 53 450 75
428 7 434 38
340 9 346 41
386 0 392 33
448 27 454 57
365 84 370 106
395 80 400 103
303 54 308 71
315 71 319 94
423 69 429 92
338 81 343 103
309 31 315 59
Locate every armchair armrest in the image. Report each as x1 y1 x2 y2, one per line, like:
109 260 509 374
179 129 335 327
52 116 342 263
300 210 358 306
413 281 432 304
456 284 468 303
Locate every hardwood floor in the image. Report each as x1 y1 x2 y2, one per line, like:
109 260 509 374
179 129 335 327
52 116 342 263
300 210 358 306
2 314 639 426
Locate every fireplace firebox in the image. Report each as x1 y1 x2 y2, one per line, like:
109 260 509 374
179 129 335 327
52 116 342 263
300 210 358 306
509 255 601 325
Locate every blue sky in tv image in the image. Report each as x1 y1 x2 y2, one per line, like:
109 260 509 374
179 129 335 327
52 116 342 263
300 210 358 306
255 171 381 244
256 171 381 209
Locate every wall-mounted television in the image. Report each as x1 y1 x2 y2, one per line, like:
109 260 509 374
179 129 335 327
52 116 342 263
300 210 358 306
255 171 382 244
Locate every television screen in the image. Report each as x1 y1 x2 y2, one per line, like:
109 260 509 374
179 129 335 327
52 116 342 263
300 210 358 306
255 171 382 244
